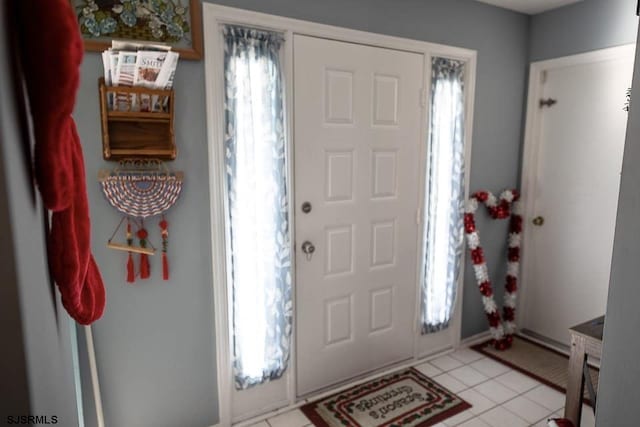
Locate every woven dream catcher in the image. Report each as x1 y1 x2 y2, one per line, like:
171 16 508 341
99 159 184 282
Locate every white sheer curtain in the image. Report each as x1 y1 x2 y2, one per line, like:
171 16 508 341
421 57 466 334
223 25 292 389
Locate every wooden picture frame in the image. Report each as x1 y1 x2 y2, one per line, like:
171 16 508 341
70 0 203 60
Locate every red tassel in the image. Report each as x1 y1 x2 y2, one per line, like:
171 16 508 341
159 217 169 281
126 253 135 283
140 253 150 279
137 227 150 279
162 253 169 280
125 219 135 283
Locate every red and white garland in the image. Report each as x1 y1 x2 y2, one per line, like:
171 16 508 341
464 189 522 350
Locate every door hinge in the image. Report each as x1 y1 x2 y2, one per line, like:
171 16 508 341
541 70 548 84
539 98 557 108
416 208 422 225
420 88 427 108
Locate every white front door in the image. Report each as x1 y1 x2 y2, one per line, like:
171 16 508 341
521 47 635 346
294 35 425 396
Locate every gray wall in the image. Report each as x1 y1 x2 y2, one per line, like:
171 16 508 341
75 0 529 425
530 0 638 61
597 23 640 427
0 2 80 425
75 57 219 427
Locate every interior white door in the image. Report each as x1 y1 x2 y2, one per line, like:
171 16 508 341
294 35 425 396
522 48 635 346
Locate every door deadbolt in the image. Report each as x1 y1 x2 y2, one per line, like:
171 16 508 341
532 216 545 226
301 202 312 213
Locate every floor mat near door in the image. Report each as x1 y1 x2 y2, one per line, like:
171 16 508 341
471 335 599 405
300 367 471 427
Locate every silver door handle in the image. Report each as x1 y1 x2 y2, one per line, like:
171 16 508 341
301 241 315 260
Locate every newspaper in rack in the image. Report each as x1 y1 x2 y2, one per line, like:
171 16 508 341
158 51 180 90
108 51 119 82
152 51 180 112
133 51 169 112
101 51 112 85
114 51 138 111
108 51 121 109
102 50 113 108
101 43 179 112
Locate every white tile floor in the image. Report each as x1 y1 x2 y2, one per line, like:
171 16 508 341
246 348 596 427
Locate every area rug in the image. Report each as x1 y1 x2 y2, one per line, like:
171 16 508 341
471 335 599 405
300 367 471 427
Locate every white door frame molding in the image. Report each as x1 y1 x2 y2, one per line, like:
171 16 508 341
517 43 636 334
203 4 476 425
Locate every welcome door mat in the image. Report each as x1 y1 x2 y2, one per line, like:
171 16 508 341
471 335 599 405
300 367 471 427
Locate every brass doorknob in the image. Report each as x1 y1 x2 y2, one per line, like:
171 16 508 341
532 216 545 226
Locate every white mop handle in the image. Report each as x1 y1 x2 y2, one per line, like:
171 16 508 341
85 325 105 427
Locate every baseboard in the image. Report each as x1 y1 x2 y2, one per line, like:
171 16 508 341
458 330 491 347
518 330 570 356
518 330 601 369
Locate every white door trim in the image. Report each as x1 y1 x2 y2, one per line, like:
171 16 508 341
517 43 636 333
413 50 477 358
203 4 476 425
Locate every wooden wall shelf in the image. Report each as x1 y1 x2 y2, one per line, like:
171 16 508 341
98 78 177 160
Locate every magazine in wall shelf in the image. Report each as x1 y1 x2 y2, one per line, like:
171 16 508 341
98 77 177 160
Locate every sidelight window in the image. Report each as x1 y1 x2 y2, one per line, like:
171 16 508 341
222 25 292 389
421 57 467 334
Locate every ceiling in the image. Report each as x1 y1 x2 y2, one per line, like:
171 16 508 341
472 0 583 14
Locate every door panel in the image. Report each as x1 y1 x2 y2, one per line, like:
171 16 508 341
294 35 425 396
522 50 634 345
